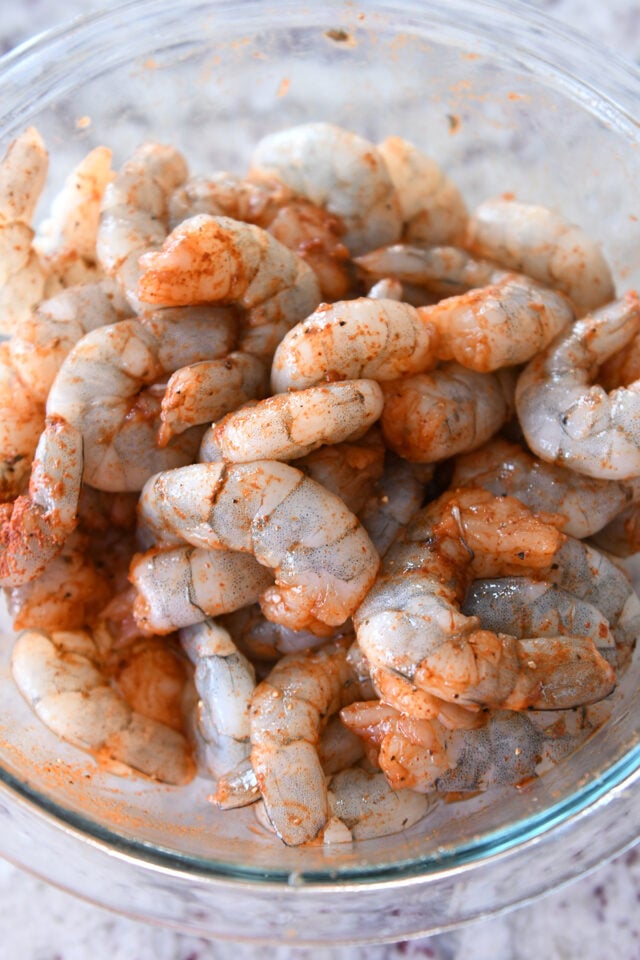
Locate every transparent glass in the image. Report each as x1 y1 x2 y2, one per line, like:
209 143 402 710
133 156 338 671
0 0 639 944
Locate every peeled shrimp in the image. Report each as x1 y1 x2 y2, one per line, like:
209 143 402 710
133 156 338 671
0 342 44 500
380 364 515 463
353 488 616 710
328 766 430 841
355 244 499 298
250 122 402 255
270 297 438 393
295 433 385 516
168 172 292 228
222 604 331 662
592 502 640 558
516 291 640 479
357 454 430 556
12 627 194 783
0 128 48 332
378 136 468 245
466 197 614 313
249 639 357 845
199 379 384 464
138 460 380 634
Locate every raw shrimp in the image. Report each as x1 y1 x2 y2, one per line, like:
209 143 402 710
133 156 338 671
138 460 380 634
250 122 402 255
270 297 438 393
295 433 385 516
328 767 430 841
466 197 614 313
222 604 332 662
249 639 357 845
426 273 574 372
136 213 321 332
35 146 113 291
355 244 499 298
168 172 292 228
159 352 269 447
0 128 48 332
592 501 640 558
599 328 640 390
46 307 236 490
199 379 384 464
357 454 430 556
515 291 640 479
0 342 44 500
130 544 273 634
0 417 82 587
12 627 194 783
378 136 468 245
380 364 515 463
452 437 640 539
180 619 256 777
353 488 616 710
366 277 404 300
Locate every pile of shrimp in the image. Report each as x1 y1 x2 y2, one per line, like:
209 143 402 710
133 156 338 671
1 121 639 847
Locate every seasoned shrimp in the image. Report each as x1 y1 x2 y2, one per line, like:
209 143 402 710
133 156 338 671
592 501 640 558
358 454 430 556
250 122 402 255
0 128 48 332
136 214 321 332
366 276 404 301
515 291 640 479
353 488 616 710
0 342 44 500
452 437 640 540
168 172 293 228
159 352 269 447
295 433 385 516
378 136 468 245
199 380 384 464
12 627 194 783
328 766 430 841
0 417 82 587
380 364 515 463
250 639 358 845
355 244 499 298
223 604 332 662
130 544 273 634
46 307 236 490
270 297 438 393
466 197 614 313
180 619 256 778
138 460 380 634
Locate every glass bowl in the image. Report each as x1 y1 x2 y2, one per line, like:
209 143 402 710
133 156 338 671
1 0 640 944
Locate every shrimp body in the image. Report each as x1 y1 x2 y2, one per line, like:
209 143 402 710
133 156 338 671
296 434 385 516
138 460 380 633
200 379 384 464
0 342 44 500
466 197 614 313
251 122 402 255
515 292 640 479
357 454 430 556
355 244 499 298
328 767 430 841
271 298 438 393
353 488 616 710
223 604 332 661
12 627 194 784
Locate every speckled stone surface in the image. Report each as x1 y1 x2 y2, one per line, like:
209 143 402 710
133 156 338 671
1 1 639 957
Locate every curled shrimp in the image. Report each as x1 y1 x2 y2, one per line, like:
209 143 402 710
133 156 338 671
515 291 640 479
199 379 384 464
355 244 499 298
222 604 332 662
378 136 468 245
357 454 431 556
380 364 515 463
328 766 431 841
250 122 402 255
295 432 386 516
466 197 614 313
12 627 194 784
353 488 616 710
138 460 380 634
249 639 358 845
0 128 48 333
0 342 44 500
592 501 640 558
270 297 438 393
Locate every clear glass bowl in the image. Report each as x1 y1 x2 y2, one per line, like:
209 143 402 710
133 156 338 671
1 0 639 944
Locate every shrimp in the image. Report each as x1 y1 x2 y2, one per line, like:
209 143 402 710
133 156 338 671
96 142 188 307
295 433 386 515
159 352 269 447
452 437 640 540
270 297 439 393
380 364 516 463
11 627 194 784
466 197 614 313
222 604 332 662
199 380 384 464
426 274 575 372
353 488 616 710
0 417 82 587
46 307 236 490
377 136 468 245
250 122 402 255
130 544 273 634
0 342 44 500
0 128 48 333
35 146 113 292
592 502 640 558
366 276 404 300
138 460 380 634
357 454 431 556
168 172 293 228
180 619 256 778
515 291 640 479
249 639 358 845
328 766 431 841
136 214 321 333
355 244 499 298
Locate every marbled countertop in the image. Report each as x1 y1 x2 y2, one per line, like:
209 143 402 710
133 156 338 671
1 1 640 957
